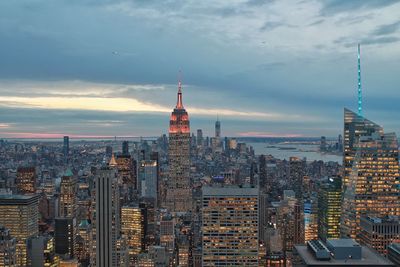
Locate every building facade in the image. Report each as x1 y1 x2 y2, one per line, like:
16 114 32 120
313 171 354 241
202 186 259 266
341 111 400 239
0 195 40 266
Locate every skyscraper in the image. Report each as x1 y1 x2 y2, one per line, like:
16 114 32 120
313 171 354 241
55 217 75 259
343 108 382 191
122 141 129 156
202 186 259 266
215 118 221 138
121 204 146 265
196 129 203 147
59 169 77 218
16 167 36 194
63 136 69 158
0 194 40 266
341 110 400 239
138 160 158 203
92 167 120 267
289 157 306 199
318 177 341 241
165 79 191 212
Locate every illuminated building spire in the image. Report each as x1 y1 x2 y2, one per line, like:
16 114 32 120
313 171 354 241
357 43 362 116
176 79 183 109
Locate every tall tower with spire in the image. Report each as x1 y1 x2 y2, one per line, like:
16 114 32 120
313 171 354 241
165 78 191 212
357 43 362 116
215 116 221 138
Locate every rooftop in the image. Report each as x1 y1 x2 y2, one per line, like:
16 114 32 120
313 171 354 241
327 238 360 248
295 245 394 266
202 185 258 196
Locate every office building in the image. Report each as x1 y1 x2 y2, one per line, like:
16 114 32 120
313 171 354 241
92 167 120 267
115 154 136 190
318 177 341 241
0 194 40 266
202 186 258 266
138 160 158 202
165 80 191 212
304 193 318 242
289 157 306 199
76 220 91 266
343 108 382 190
28 235 59 267
59 169 77 218
160 216 175 254
0 226 16 267
358 216 400 255
16 167 36 194
341 111 400 238
55 217 75 258
121 204 146 265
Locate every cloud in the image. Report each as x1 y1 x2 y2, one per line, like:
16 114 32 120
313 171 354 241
373 21 400 35
0 1 400 136
259 21 287 31
319 0 399 16
335 36 400 48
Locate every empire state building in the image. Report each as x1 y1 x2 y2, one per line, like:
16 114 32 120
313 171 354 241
165 80 191 212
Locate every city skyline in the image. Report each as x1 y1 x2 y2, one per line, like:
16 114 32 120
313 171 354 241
1 1 400 137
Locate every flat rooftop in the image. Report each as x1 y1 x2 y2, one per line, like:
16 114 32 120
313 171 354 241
0 194 40 204
295 245 395 266
327 238 360 248
202 185 258 196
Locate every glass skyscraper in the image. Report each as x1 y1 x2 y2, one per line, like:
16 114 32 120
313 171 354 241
341 109 400 239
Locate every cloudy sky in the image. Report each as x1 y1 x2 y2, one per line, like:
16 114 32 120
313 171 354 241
0 0 399 138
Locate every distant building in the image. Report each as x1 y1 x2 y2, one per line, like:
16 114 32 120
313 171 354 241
196 129 203 147
289 157 306 199
63 136 69 158
320 136 326 152
16 167 36 194
215 118 221 138
122 141 129 156
358 216 400 255
0 194 40 266
202 186 258 266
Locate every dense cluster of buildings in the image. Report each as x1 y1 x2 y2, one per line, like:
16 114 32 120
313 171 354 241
0 77 398 267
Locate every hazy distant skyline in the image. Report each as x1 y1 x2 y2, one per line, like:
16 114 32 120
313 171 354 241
0 0 400 138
